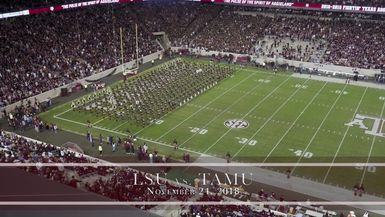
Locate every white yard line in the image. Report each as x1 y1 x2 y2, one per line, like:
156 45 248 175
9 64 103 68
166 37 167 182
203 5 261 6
359 100 385 184
54 115 202 155
290 84 348 174
154 70 257 141
179 75 274 148
54 107 73 117
232 79 310 159
92 117 106 125
201 76 292 155
261 82 328 164
322 87 368 183
112 120 129 131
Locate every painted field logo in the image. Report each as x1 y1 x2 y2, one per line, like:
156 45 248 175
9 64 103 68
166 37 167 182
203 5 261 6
224 119 249 129
345 114 385 138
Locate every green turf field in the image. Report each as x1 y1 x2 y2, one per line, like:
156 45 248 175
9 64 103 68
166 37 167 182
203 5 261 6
40 59 385 196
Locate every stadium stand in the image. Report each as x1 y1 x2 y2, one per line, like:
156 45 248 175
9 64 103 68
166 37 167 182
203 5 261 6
0 4 160 107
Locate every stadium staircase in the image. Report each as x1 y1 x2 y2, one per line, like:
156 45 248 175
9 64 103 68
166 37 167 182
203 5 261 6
256 36 326 63
309 39 328 63
153 31 171 50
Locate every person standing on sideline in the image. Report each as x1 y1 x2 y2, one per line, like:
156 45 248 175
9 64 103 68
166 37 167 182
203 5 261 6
98 144 103 156
173 139 178 150
53 124 58 133
143 143 148 153
90 134 94 147
86 131 90 141
286 168 292 179
112 142 116 152
108 135 113 146
99 134 103 145
225 152 231 163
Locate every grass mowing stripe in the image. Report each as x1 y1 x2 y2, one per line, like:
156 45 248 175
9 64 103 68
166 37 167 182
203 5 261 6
232 79 311 159
322 87 368 183
290 84 349 174
178 75 274 148
201 76 292 155
54 115 203 156
359 100 385 184
261 82 328 164
154 70 256 141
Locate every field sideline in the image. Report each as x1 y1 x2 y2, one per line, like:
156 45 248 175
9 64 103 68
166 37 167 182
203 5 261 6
40 59 385 196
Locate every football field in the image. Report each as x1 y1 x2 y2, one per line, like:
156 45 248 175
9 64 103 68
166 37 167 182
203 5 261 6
40 59 385 196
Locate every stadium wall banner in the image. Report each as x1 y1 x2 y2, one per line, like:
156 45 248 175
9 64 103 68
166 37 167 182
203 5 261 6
1 0 385 19
190 0 385 14
0 0 145 19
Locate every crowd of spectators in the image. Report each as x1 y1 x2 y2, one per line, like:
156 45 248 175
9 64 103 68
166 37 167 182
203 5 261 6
0 131 91 164
4 98 46 131
181 193 277 217
171 5 385 69
187 10 266 54
0 4 159 107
